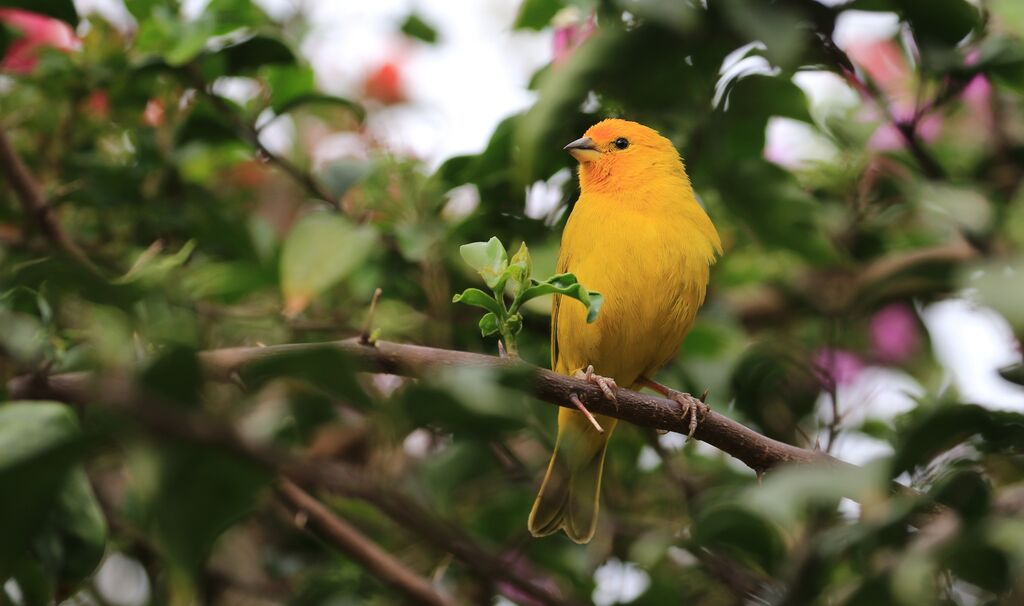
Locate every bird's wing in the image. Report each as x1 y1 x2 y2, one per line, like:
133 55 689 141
550 249 570 372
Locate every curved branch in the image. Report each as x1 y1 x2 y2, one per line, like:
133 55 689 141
0 127 103 276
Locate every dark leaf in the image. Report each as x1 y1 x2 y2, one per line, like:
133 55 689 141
0 0 77 26
514 0 564 30
207 34 296 75
692 504 787 573
400 13 438 44
140 346 203 407
891 405 1024 475
0 402 85 579
151 446 270 572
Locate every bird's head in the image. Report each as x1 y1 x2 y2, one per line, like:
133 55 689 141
564 119 687 194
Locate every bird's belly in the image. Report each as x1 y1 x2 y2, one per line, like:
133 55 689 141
555 232 707 387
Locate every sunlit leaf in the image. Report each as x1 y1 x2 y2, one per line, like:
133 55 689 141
280 214 378 316
459 237 509 289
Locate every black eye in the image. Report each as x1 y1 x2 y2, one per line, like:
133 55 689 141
613 137 629 150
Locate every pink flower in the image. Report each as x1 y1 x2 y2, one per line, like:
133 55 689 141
870 302 920 364
868 112 942 150
0 9 78 74
847 39 909 100
552 10 595 66
814 348 865 389
961 75 993 130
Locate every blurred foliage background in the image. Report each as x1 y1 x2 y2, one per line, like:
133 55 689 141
1 0 1024 604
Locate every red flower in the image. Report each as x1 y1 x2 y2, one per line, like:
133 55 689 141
363 61 406 105
85 90 109 118
0 9 78 74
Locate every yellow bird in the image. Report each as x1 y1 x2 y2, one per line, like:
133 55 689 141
528 119 722 543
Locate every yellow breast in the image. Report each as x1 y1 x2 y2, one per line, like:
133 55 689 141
551 185 720 387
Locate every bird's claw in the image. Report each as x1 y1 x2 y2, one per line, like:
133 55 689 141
575 365 618 408
670 391 708 439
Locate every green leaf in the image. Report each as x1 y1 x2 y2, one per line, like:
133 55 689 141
265 65 365 119
135 9 216 67
206 34 296 75
114 240 196 285
274 93 365 120
479 312 500 337
506 242 533 295
177 99 243 145
452 287 504 317
519 273 603 322
33 468 107 584
891 405 1024 475
140 346 203 407
280 214 378 316
514 0 564 30
123 0 161 20
0 402 85 579
400 13 439 44
0 0 78 26
692 504 787 573
151 446 270 573
459 237 509 289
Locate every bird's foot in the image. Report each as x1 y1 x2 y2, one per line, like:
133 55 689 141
574 365 619 408
669 391 708 439
639 377 709 439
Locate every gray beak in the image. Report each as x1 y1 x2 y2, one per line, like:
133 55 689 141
563 136 597 152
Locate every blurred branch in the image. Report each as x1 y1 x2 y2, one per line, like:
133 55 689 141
0 126 103 277
8 372 581 606
275 479 455 606
729 238 979 328
187 69 339 210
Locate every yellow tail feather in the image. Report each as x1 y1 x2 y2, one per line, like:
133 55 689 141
528 408 617 544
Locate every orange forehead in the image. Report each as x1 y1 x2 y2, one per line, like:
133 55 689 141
584 118 660 144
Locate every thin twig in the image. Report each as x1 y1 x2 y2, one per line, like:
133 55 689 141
276 479 455 606
186 68 339 209
359 287 383 345
0 127 103 276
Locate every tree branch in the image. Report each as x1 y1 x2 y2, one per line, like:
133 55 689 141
12 339 836 475
275 479 455 606
0 126 103 276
